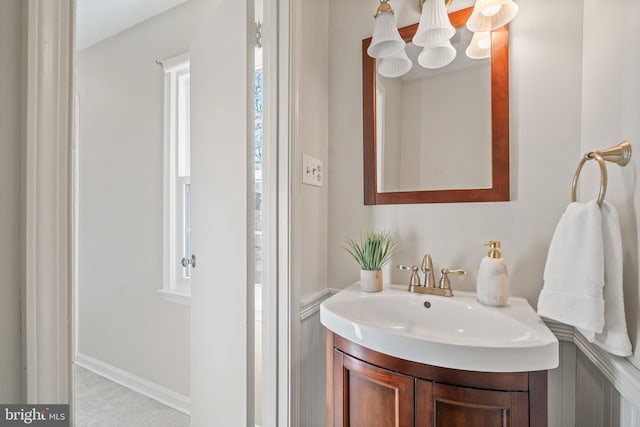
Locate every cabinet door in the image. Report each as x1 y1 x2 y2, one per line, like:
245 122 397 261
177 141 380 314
415 380 529 427
333 350 414 427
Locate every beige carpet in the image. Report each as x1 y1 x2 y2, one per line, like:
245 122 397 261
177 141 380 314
74 365 190 427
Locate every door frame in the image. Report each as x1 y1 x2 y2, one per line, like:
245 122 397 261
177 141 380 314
277 0 302 424
24 0 300 424
23 0 74 404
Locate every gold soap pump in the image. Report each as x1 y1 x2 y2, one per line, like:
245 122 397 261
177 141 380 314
476 240 510 307
486 241 501 258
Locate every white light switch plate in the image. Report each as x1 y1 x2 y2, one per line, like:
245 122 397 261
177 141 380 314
302 155 323 187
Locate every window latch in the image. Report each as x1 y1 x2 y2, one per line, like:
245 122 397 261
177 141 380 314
255 21 262 48
180 254 196 269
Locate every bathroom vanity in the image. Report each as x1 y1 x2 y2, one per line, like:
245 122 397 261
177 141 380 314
320 284 558 427
328 332 546 427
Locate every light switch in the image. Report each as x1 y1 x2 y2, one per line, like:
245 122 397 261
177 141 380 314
302 154 323 187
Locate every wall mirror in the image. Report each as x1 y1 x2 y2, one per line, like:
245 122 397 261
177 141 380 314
363 7 510 204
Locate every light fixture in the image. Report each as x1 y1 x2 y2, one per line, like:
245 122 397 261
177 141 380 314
418 39 457 69
467 0 519 32
377 48 413 78
367 0 405 59
413 0 456 47
366 0 518 76
465 31 491 59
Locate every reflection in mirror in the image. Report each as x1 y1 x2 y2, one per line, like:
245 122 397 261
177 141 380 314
376 27 492 192
363 6 510 205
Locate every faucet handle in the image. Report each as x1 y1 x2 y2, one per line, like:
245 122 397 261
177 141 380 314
397 265 421 289
439 268 466 290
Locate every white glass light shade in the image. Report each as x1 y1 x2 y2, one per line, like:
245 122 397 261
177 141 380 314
377 48 413 78
413 0 456 47
367 12 405 59
467 0 519 32
418 40 457 69
465 31 491 59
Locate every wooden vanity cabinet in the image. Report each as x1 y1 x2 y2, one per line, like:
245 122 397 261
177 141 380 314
333 351 415 427
327 332 547 427
415 380 529 427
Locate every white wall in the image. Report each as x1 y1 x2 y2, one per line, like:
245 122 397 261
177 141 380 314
580 0 640 368
0 0 24 403
328 0 583 307
300 0 330 300
77 0 212 397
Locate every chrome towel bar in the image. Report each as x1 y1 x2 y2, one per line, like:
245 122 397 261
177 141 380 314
571 140 632 208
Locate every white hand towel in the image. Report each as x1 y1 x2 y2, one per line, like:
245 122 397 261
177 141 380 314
578 202 632 356
537 200 605 334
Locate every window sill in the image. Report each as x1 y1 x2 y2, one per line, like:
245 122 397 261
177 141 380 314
158 289 191 306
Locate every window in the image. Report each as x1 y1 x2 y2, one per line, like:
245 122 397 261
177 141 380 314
160 53 191 304
254 48 263 289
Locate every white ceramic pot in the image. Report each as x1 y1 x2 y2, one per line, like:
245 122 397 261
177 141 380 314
360 269 383 292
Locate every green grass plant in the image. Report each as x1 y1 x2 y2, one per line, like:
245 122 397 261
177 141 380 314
344 231 397 271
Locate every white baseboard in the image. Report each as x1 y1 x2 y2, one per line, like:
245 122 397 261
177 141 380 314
75 353 190 415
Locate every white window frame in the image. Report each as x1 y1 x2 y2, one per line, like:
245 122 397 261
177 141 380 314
160 52 191 305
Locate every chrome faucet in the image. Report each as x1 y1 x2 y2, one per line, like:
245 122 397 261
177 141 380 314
397 254 465 297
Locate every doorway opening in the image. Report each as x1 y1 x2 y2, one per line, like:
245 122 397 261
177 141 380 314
72 0 274 425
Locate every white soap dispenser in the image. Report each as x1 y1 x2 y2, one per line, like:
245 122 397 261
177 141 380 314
476 241 510 307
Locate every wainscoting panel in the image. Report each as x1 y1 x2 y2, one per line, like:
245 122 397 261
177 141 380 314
548 341 577 427
621 395 640 426
299 289 337 427
576 349 611 426
575 350 640 427
300 310 327 427
547 320 640 427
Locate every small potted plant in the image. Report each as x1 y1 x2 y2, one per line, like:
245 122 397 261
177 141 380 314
344 231 397 292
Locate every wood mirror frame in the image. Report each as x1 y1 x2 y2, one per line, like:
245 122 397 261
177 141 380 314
363 7 510 205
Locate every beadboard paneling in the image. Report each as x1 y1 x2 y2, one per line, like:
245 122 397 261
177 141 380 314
300 310 326 427
546 320 640 427
575 350 640 427
548 341 576 427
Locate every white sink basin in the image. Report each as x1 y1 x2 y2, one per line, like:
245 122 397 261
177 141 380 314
320 284 559 372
